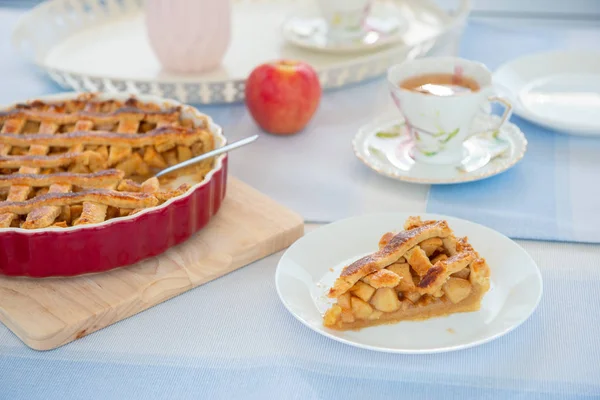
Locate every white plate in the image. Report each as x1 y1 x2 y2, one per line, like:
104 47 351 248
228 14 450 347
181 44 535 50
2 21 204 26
494 50 600 136
11 0 470 104
275 213 543 354
281 1 407 54
353 113 527 184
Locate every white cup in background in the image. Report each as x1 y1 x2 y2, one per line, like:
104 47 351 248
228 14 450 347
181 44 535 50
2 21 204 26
387 57 513 165
316 0 372 39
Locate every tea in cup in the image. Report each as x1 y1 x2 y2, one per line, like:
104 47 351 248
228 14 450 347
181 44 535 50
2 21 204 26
400 73 480 96
317 0 372 39
388 57 512 164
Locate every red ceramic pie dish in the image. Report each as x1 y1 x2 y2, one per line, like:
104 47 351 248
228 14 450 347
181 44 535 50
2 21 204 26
0 93 228 277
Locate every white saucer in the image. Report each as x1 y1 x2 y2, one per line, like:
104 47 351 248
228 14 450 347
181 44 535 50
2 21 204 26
282 3 406 54
494 50 600 136
275 213 543 354
353 113 527 184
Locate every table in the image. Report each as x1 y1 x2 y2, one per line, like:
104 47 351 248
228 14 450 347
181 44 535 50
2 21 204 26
2 230 600 399
1 7 600 400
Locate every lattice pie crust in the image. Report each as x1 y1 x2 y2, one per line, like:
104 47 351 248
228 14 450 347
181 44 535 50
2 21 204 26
0 94 215 229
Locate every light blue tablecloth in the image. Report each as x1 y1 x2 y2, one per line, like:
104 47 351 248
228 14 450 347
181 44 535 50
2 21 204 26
2 241 600 400
426 21 600 243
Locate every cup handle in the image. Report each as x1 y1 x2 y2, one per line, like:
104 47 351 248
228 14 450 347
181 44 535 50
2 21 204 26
487 96 513 130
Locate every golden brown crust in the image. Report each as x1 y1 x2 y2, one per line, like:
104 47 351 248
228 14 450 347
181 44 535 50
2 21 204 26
0 152 89 168
417 251 477 294
457 236 474 253
442 236 458 256
328 221 452 298
378 232 395 249
0 169 124 188
362 269 402 288
405 246 433 276
0 107 182 125
153 184 192 202
117 179 144 192
469 258 490 287
0 94 216 229
0 189 159 215
21 183 70 229
0 126 206 148
380 221 451 258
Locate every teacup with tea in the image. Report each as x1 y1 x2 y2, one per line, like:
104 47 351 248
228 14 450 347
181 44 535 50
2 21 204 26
317 0 372 39
388 57 512 164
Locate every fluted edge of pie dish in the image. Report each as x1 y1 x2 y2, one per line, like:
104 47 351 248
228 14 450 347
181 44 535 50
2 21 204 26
0 92 227 277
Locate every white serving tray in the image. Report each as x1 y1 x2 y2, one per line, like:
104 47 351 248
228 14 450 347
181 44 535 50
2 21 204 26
12 0 470 104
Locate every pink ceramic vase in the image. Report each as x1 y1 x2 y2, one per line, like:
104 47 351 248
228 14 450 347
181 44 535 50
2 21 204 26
145 0 231 73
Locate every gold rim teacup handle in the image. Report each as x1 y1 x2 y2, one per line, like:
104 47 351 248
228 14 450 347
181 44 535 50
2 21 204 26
487 96 513 131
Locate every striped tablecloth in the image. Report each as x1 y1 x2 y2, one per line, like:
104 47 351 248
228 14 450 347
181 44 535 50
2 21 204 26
2 238 600 399
426 21 600 242
1 7 600 400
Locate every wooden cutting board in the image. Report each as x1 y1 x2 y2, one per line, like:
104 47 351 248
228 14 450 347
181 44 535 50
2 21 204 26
0 178 304 351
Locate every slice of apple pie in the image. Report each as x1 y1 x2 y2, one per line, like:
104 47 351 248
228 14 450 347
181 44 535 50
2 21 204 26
323 216 490 330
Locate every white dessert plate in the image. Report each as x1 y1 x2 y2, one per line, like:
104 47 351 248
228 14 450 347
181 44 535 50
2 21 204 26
494 50 600 136
275 213 543 354
282 1 407 54
353 112 527 184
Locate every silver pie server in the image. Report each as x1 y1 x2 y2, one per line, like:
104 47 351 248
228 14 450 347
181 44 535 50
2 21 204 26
154 135 258 178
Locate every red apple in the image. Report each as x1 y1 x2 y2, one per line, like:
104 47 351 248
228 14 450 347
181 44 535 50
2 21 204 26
245 60 321 135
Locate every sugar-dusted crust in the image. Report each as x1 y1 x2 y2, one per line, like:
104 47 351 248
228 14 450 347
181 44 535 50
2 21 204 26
0 126 208 148
0 152 95 168
328 221 452 298
0 108 181 125
0 189 159 215
0 98 183 124
362 269 402 288
378 232 395 248
0 169 124 188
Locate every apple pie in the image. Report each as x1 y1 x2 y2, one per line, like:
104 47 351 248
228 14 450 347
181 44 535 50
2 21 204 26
323 216 490 330
0 94 215 229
